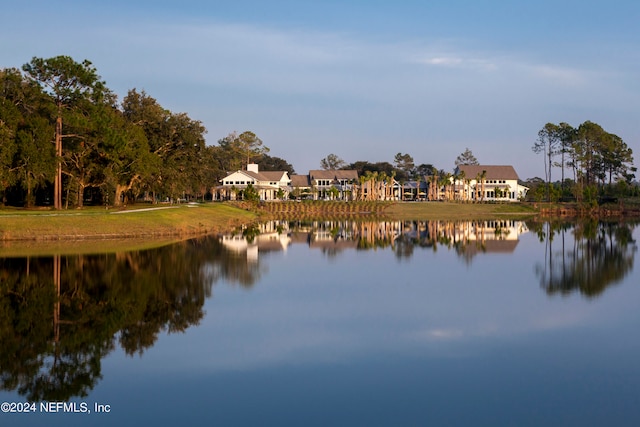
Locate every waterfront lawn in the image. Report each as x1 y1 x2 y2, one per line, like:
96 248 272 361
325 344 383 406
0 203 257 242
385 201 538 220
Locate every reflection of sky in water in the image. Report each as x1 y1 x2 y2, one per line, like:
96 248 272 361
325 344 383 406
152 230 638 371
2 224 640 426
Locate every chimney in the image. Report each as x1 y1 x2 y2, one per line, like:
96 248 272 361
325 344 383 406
247 163 259 173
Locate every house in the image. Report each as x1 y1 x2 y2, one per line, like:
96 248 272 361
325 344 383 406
398 180 429 201
290 170 359 200
218 163 291 201
453 165 529 202
289 174 313 199
219 165 359 201
216 162 527 202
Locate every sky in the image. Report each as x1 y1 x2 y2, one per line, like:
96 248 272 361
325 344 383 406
1 0 639 179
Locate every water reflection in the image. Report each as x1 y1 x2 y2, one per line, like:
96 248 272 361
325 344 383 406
222 219 529 262
0 237 259 401
1 218 637 404
531 220 638 297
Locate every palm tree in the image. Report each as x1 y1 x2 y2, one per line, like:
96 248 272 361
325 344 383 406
378 171 388 200
429 172 439 201
388 171 397 200
447 173 456 201
371 171 380 200
358 175 367 201
474 173 481 202
438 175 449 201
451 171 460 201
457 170 466 202
480 170 487 202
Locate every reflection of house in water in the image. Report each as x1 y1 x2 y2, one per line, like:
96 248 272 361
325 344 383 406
290 221 404 254
221 221 406 260
448 220 529 262
220 220 528 262
221 221 291 262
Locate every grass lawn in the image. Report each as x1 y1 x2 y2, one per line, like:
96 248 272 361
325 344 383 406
384 201 538 220
0 203 257 244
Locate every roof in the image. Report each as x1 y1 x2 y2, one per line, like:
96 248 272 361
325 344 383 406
309 170 359 181
455 165 520 180
227 170 289 183
290 174 311 187
259 171 289 181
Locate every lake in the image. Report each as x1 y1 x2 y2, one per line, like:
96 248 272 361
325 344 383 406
1 219 639 426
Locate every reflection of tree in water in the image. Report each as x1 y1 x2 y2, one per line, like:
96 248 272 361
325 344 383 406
533 220 638 297
0 236 263 401
205 251 265 289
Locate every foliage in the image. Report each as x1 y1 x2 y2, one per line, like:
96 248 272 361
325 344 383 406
532 123 561 201
217 131 269 172
22 56 111 209
257 154 295 174
243 183 260 202
1 67 55 206
454 148 479 166
531 183 561 203
394 153 415 178
320 153 346 170
532 120 636 204
2 57 267 207
415 163 436 177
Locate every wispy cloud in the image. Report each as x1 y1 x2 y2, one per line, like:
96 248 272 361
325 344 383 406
414 54 497 71
423 56 464 66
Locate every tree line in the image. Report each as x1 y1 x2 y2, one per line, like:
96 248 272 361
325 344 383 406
1 56 293 208
531 121 636 203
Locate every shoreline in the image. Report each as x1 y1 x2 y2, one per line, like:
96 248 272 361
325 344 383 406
2 201 639 248
0 203 257 243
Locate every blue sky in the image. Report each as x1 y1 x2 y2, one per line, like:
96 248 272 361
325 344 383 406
2 1 638 179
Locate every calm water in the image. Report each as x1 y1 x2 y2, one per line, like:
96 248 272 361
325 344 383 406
1 219 639 426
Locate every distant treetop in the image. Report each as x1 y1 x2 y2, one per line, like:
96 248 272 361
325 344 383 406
455 148 479 166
